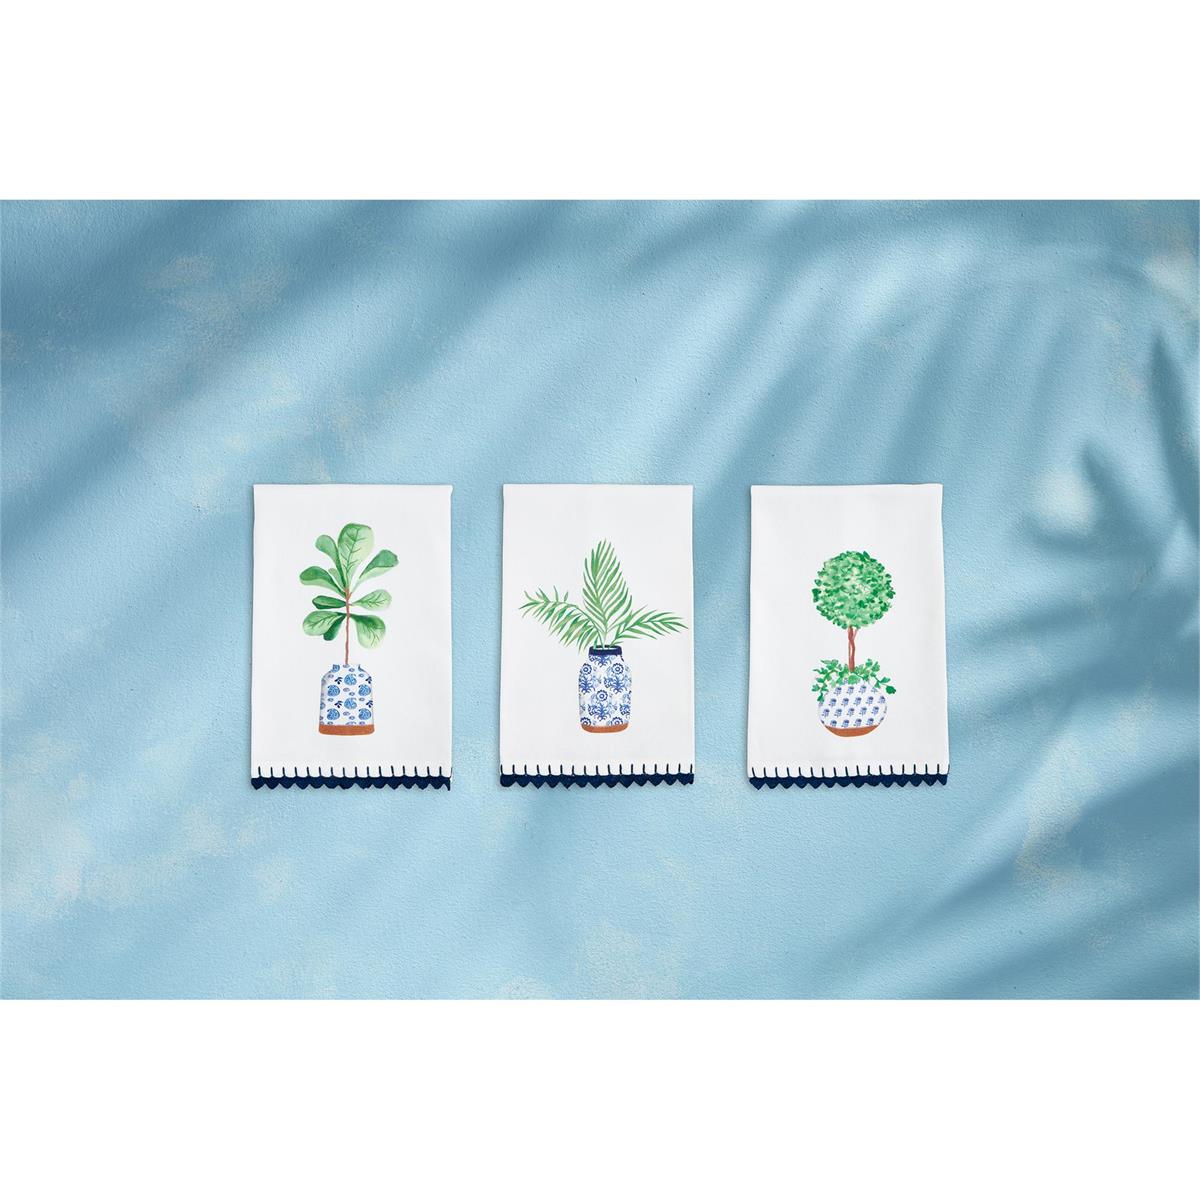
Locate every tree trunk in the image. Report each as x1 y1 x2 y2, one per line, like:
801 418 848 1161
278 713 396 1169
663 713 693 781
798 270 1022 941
847 626 856 672
344 589 351 665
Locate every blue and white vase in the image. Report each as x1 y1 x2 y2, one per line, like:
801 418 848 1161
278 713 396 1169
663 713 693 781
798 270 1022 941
578 645 631 732
319 663 375 735
819 682 887 737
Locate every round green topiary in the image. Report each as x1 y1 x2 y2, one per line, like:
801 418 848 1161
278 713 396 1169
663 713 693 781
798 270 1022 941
812 550 894 631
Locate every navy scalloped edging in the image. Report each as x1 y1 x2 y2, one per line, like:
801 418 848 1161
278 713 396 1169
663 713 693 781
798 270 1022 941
501 768 694 788
749 769 947 789
252 771 450 790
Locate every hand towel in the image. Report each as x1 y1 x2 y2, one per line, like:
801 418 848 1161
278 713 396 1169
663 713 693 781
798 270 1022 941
251 484 452 789
500 484 695 786
748 484 948 787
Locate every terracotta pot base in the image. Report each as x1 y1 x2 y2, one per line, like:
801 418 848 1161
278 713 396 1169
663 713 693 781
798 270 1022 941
824 724 877 737
582 723 629 734
319 724 375 736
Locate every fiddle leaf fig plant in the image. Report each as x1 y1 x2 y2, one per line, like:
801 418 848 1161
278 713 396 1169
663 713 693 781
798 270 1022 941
301 522 396 664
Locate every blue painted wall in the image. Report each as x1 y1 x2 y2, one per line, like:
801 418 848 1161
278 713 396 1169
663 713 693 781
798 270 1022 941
2 201 1196 998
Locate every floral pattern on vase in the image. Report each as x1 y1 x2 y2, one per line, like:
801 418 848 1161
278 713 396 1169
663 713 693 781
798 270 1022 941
578 645 631 732
818 682 887 737
319 663 375 735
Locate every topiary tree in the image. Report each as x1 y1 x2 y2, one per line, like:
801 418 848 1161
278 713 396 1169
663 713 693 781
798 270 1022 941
812 550 894 671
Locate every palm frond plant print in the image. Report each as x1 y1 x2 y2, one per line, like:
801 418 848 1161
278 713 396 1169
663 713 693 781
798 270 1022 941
521 540 686 733
811 550 897 737
300 523 396 735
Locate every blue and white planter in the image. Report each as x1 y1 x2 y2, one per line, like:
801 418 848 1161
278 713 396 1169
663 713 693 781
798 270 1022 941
578 645 631 732
319 663 375 735
819 681 887 737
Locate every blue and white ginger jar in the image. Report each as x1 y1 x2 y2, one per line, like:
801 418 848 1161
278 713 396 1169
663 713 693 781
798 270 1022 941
578 645 631 732
319 663 375 735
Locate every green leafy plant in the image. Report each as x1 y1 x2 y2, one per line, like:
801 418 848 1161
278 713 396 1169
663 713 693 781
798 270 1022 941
300 523 397 665
520 540 686 650
811 657 896 704
812 550 895 672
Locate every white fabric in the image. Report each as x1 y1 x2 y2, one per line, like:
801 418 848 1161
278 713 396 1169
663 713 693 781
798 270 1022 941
748 484 948 781
251 484 452 783
500 485 695 780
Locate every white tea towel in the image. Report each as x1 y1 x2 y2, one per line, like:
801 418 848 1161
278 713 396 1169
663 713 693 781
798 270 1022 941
748 484 948 787
251 484 452 789
500 485 694 786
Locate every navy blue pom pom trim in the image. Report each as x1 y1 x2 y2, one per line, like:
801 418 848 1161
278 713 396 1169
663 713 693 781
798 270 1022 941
749 768 947 789
501 766 694 788
252 770 450 790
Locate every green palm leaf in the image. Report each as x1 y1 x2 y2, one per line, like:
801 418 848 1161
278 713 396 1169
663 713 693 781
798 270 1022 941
609 606 687 642
581 540 632 644
519 589 601 650
521 541 686 651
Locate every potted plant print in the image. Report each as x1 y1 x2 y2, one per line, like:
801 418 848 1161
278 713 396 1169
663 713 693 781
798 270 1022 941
811 550 897 737
300 523 396 735
520 540 686 733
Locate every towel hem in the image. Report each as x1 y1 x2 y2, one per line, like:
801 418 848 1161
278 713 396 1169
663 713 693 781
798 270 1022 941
501 765 694 788
748 766 947 789
252 768 451 790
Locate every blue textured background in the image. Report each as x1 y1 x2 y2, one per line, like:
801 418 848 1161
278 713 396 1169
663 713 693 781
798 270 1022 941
2 201 1196 999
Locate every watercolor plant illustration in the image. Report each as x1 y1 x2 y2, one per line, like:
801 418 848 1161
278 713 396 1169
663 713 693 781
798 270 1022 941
811 550 897 737
300 523 396 736
520 540 686 733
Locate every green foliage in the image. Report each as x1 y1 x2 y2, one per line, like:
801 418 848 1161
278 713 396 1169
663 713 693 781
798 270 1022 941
300 565 342 592
521 540 687 651
300 523 396 649
518 590 600 651
611 608 689 642
356 550 399 585
337 524 374 582
350 613 386 648
581 540 631 643
352 589 392 610
303 609 345 636
811 657 897 704
812 550 894 630
315 534 345 588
